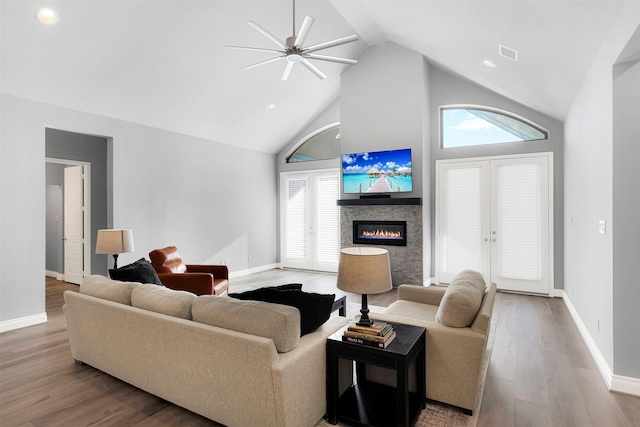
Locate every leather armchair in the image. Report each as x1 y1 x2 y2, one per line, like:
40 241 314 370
149 246 229 296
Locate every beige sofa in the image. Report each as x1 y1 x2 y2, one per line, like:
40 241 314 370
365 270 496 414
64 275 350 427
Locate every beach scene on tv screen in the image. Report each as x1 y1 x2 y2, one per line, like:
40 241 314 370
342 148 413 193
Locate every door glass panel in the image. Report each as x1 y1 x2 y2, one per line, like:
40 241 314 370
316 176 340 263
444 167 484 274
286 179 307 260
497 163 541 281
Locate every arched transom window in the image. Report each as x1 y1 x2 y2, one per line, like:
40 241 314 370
287 124 340 163
441 106 549 148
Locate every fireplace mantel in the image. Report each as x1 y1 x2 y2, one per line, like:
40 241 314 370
337 197 421 206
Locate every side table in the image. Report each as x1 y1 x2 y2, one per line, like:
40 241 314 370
326 321 426 427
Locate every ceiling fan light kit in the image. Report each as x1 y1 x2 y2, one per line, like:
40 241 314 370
226 0 358 80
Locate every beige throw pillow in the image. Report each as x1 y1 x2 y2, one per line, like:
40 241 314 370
131 284 196 320
192 296 301 353
435 270 486 328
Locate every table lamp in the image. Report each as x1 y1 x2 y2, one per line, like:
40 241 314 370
95 229 134 269
337 247 392 326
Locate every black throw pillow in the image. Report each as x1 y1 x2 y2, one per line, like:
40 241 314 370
230 287 334 335
109 258 164 286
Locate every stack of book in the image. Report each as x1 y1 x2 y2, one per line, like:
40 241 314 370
342 321 396 348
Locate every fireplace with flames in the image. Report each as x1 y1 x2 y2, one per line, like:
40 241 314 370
353 220 407 246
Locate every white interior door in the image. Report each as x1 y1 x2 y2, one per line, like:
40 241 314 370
281 171 340 272
64 165 84 284
436 154 553 295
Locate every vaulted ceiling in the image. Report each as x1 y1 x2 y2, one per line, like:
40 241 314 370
0 1 628 154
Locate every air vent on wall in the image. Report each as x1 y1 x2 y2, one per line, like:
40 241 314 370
499 45 518 61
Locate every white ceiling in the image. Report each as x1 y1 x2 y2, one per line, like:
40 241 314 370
0 1 628 154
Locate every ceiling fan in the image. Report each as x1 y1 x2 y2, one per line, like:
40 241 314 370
226 0 358 80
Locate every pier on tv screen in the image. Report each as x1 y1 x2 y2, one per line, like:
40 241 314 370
341 148 413 194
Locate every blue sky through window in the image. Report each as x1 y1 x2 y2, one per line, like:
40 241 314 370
442 108 546 148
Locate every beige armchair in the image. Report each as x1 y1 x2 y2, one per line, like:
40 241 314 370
365 271 496 415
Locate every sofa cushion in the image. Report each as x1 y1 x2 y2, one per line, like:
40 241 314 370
229 287 334 335
192 296 301 353
131 284 196 320
109 258 164 286
80 274 139 305
436 270 487 328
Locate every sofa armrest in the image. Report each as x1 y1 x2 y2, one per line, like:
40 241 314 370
271 316 351 427
157 273 213 295
186 264 229 279
397 284 446 306
367 311 487 412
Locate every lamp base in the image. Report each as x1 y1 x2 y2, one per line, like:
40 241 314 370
112 254 119 270
356 294 374 327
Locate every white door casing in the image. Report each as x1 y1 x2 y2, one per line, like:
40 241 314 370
436 153 553 295
280 170 340 273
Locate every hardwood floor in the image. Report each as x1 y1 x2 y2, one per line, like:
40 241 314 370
1 272 638 426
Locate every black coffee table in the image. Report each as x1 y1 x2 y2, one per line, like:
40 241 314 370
326 320 426 427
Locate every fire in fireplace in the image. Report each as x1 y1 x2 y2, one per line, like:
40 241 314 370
353 220 407 246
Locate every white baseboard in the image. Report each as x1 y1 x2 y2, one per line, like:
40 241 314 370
0 312 48 333
559 291 639 397
229 263 280 279
45 270 64 280
611 375 640 396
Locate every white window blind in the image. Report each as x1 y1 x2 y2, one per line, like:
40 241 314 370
497 163 540 280
445 167 484 274
286 179 307 259
316 176 340 263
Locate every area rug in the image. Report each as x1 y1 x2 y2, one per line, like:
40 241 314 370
316 322 495 427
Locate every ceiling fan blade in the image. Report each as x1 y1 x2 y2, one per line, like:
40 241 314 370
305 53 358 65
247 21 287 49
226 45 285 54
300 58 327 80
281 61 294 81
303 34 358 54
294 16 315 47
242 55 286 70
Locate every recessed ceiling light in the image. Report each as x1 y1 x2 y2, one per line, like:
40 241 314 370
483 60 496 68
266 104 276 112
35 7 59 26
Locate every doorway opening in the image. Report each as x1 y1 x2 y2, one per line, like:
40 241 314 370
45 159 91 284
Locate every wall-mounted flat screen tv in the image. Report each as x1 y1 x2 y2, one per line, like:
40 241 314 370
342 148 413 194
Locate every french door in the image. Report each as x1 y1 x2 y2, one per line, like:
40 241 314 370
280 170 340 272
436 153 553 295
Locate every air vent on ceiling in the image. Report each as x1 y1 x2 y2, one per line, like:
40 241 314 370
499 45 518 61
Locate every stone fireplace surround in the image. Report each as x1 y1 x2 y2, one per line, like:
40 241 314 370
339 200 423 286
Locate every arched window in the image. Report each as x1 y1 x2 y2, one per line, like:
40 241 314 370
287 124 340 163
440 106 548 148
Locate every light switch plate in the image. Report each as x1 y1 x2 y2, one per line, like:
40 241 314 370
599 220 606 234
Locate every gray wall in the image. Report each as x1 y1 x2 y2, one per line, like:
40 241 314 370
428 67 564 285
612 27 640 378
339 43 428 284
340 43 426 199
0 93 277 326
45 128 109 275
564 4 639 378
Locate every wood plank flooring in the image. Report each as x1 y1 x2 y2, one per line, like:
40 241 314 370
1 271 638 426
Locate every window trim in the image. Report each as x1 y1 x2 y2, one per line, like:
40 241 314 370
439 105 550 149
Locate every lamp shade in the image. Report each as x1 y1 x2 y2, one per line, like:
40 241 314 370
95 229 134 254
337 247 392 294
